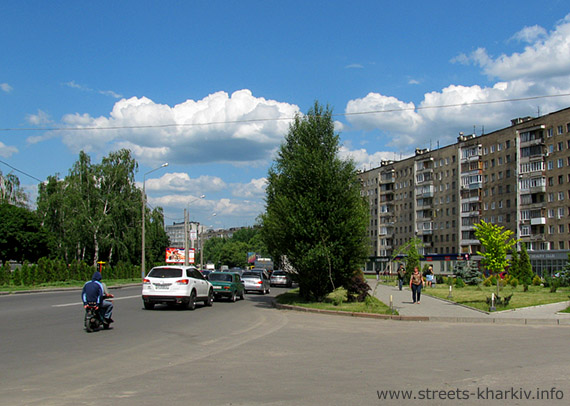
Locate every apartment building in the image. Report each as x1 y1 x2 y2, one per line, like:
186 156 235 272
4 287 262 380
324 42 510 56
359 106 570 276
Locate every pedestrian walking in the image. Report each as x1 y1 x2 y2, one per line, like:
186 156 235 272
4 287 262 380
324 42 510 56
397 264 405 291
375 268 380 281
409 267 424 304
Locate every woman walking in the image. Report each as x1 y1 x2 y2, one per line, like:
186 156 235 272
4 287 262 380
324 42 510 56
409 267 424 304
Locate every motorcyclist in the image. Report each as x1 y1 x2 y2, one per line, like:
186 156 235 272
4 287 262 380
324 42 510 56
82 271 114 327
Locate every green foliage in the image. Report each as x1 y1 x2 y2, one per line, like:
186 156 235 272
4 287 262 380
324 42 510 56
202 227 266 269
35 149 159 268
261 102 369 301
0 170 28 207
509 276 519 288
483 275 497 287
455 276 465 288
517 243 534 286
0 203 53 263
0 262 9 285
391 238 423 284
474 220 518 276
533 275 542 286
454 260 482 285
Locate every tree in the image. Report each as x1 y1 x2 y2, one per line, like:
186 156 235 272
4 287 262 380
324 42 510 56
262 101 369 301
474 220 519 296
36 149 166 267
0 203 52 263
518 242 534 287
0 170 28 207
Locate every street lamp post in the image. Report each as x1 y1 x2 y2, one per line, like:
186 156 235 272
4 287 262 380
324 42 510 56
141 162 168 279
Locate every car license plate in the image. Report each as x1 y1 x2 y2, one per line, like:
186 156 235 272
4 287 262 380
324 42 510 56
155 284 169 290
214 286 222 290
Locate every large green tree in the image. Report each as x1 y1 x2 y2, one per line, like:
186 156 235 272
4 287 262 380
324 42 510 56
261 102 369 301
36 149 168 267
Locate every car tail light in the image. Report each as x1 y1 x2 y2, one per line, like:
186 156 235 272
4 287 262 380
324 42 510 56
176 279 189 285
257 281 263 284
223 286 230 290
143 279 151 284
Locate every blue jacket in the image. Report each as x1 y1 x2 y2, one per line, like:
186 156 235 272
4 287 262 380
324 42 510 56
82 272 104 305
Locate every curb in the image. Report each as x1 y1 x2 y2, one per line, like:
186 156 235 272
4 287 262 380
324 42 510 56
273 301 570 326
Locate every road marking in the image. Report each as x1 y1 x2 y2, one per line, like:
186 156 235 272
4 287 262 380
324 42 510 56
52 295 141 307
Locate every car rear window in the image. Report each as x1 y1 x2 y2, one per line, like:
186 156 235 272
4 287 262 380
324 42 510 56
148 268 183 278
242 272 261 279
208 273 232 282
272 271 286 276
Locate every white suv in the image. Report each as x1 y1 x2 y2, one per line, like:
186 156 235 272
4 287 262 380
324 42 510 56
142 265 214 310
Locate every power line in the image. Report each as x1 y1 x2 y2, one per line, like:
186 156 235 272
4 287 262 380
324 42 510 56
2 92 570 133
0 159 43 182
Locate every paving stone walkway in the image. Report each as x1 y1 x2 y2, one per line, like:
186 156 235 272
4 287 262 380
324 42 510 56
369 279 570 325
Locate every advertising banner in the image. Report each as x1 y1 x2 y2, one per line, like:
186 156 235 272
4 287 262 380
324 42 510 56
165 247 195 264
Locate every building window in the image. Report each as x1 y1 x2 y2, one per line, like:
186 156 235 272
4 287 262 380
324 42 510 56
559 159 564 168
547 128 553 137
558 125 564 135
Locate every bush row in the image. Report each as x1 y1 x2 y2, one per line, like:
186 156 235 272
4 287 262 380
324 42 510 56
0 258 141 287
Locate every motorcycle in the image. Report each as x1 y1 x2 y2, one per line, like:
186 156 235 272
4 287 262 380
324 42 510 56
83 294 114 332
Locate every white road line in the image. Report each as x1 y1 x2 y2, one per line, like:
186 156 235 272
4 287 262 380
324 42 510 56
52 295 141 307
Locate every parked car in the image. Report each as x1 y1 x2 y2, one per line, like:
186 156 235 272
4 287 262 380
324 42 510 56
242 270 270 294
270 270 292 287
208 272 245 302
142 265 214 310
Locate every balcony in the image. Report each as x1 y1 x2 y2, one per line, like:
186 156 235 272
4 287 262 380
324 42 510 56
530 217 546 225
460 239 480 246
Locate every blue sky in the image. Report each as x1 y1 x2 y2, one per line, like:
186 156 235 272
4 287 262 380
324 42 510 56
2 1 570 229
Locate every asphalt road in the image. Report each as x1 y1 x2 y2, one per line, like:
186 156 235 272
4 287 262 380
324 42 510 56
1 285 569 406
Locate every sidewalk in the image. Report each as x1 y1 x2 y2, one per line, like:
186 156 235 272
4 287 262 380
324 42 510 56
369 280 570 325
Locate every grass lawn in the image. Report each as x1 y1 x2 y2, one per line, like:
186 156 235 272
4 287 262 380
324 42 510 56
423 284 570 312
276 288 396 315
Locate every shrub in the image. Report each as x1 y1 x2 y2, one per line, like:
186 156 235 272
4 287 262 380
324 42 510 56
455 277 465 288
346 270 371 302
436 274 445 284
446 277 454 286
326 287 347 306
532 275 542 286
509 277 519 288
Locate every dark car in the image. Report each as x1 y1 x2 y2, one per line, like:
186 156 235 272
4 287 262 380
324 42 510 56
208 272 245 302
270 270 292 287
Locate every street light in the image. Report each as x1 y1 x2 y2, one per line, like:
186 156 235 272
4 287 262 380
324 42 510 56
184 195 206 266
141 162 168 279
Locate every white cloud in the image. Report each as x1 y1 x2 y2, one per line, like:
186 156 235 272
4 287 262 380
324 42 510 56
144 172 227 194
510 25 547 43
338 146 405 171
231 177 267 198
64 80 122 98
26 109 53 126
49 89 299 167
345 63 364 69
1 83 13 93
454 14 570 80
0 141 19 158
347 14 570 153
